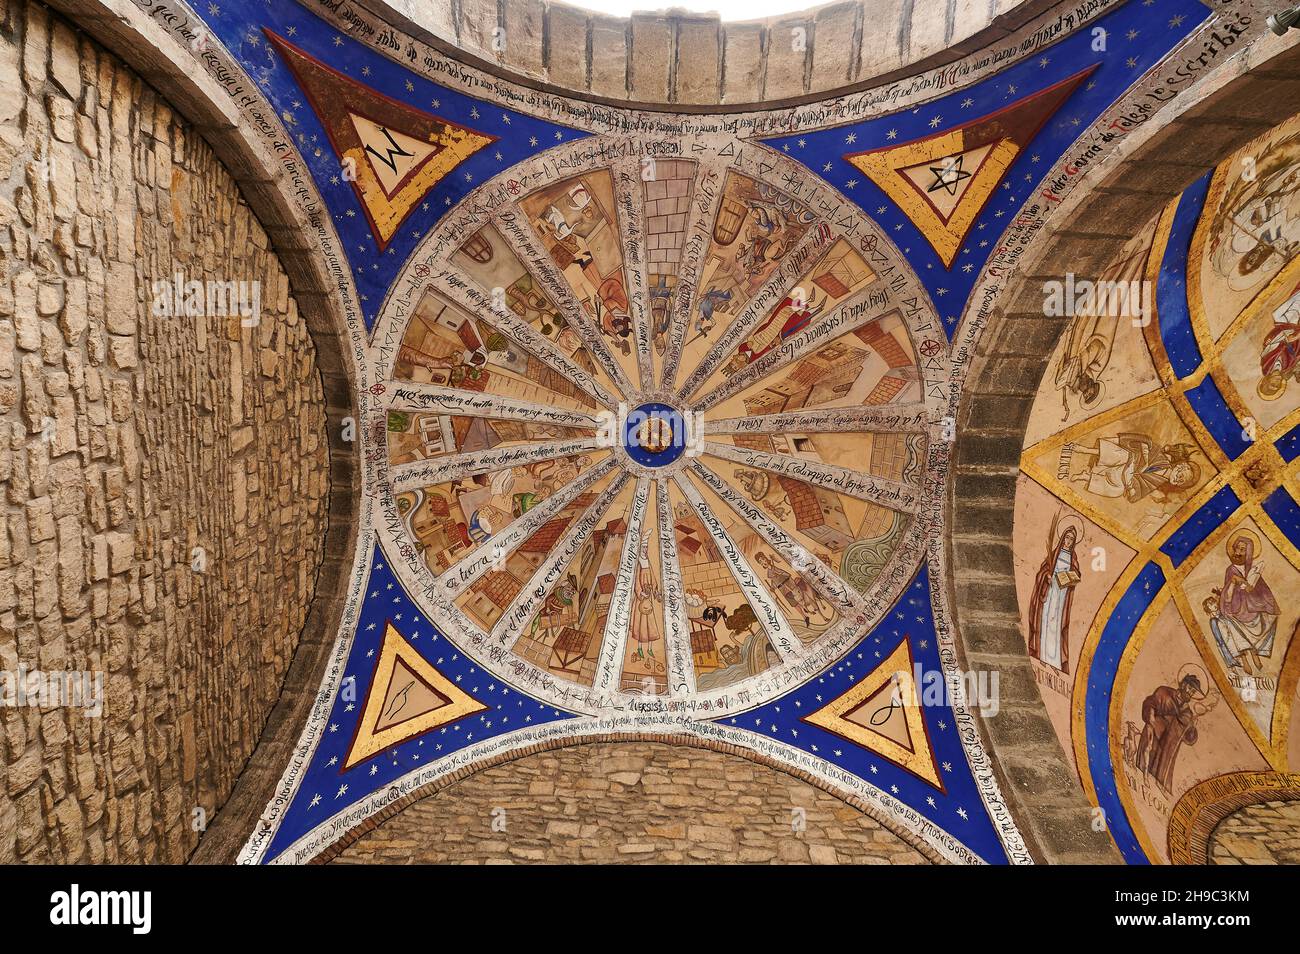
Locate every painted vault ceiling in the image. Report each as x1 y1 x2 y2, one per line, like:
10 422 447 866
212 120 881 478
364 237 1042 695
152 0 1290 863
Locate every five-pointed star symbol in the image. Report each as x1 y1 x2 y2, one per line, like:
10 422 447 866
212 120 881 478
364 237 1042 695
927 154 972 196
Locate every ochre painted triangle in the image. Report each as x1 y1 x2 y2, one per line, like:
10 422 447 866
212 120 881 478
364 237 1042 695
343 621 488 770
897 141 996 224
373 656 449 733
348 115 439 198
802 639 944 789
842 675 916 751
265 30 496 251
844 66 1097 267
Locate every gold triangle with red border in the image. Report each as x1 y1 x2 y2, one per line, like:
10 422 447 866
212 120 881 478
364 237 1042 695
265 29 496 251
802 638 944 789
343 621 488 770
844 66 1096 268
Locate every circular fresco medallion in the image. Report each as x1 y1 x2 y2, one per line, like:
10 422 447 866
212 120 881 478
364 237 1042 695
374 143 942 718
624 403 686 467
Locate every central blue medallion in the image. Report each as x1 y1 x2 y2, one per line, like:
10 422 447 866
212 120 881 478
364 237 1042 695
623 403 687 468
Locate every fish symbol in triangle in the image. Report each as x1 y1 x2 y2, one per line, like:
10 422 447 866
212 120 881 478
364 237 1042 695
265 29 496 251
343 621 488 770
844 65 1096 268
802 638 944 788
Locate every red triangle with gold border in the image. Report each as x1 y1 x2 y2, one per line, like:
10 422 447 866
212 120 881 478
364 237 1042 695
265 29 496 252
801 638 944 789
342 621 488 770
844 65 1096 268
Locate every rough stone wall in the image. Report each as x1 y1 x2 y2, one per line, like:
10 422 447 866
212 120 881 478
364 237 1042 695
333 742 931 864
0 0 329 863
1209 801 1300 865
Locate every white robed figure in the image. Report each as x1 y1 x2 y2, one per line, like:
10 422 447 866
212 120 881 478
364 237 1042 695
1028 518 1081 673
1038 547 1074 669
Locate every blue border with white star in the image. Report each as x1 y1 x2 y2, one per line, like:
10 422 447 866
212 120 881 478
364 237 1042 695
192 0 589 332
262 545 574 863
762 0 1209 339
716 564 1013 864
265 554 1016 863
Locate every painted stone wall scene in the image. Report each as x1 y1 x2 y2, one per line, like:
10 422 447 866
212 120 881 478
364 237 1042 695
1015 113 1300 864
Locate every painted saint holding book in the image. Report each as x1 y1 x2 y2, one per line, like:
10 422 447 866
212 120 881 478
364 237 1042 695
1027 513 1083 673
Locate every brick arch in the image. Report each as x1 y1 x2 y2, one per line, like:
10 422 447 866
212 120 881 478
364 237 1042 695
42 0 361 863
1167 772 1300 864
949 43 1300 864
312 733 947 864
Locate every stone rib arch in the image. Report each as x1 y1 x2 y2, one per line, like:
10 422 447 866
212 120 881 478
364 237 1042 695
1168 772 1300 864
364 0 1049 111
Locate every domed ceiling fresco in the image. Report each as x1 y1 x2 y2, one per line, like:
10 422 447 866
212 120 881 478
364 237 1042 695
140 0 1290 864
